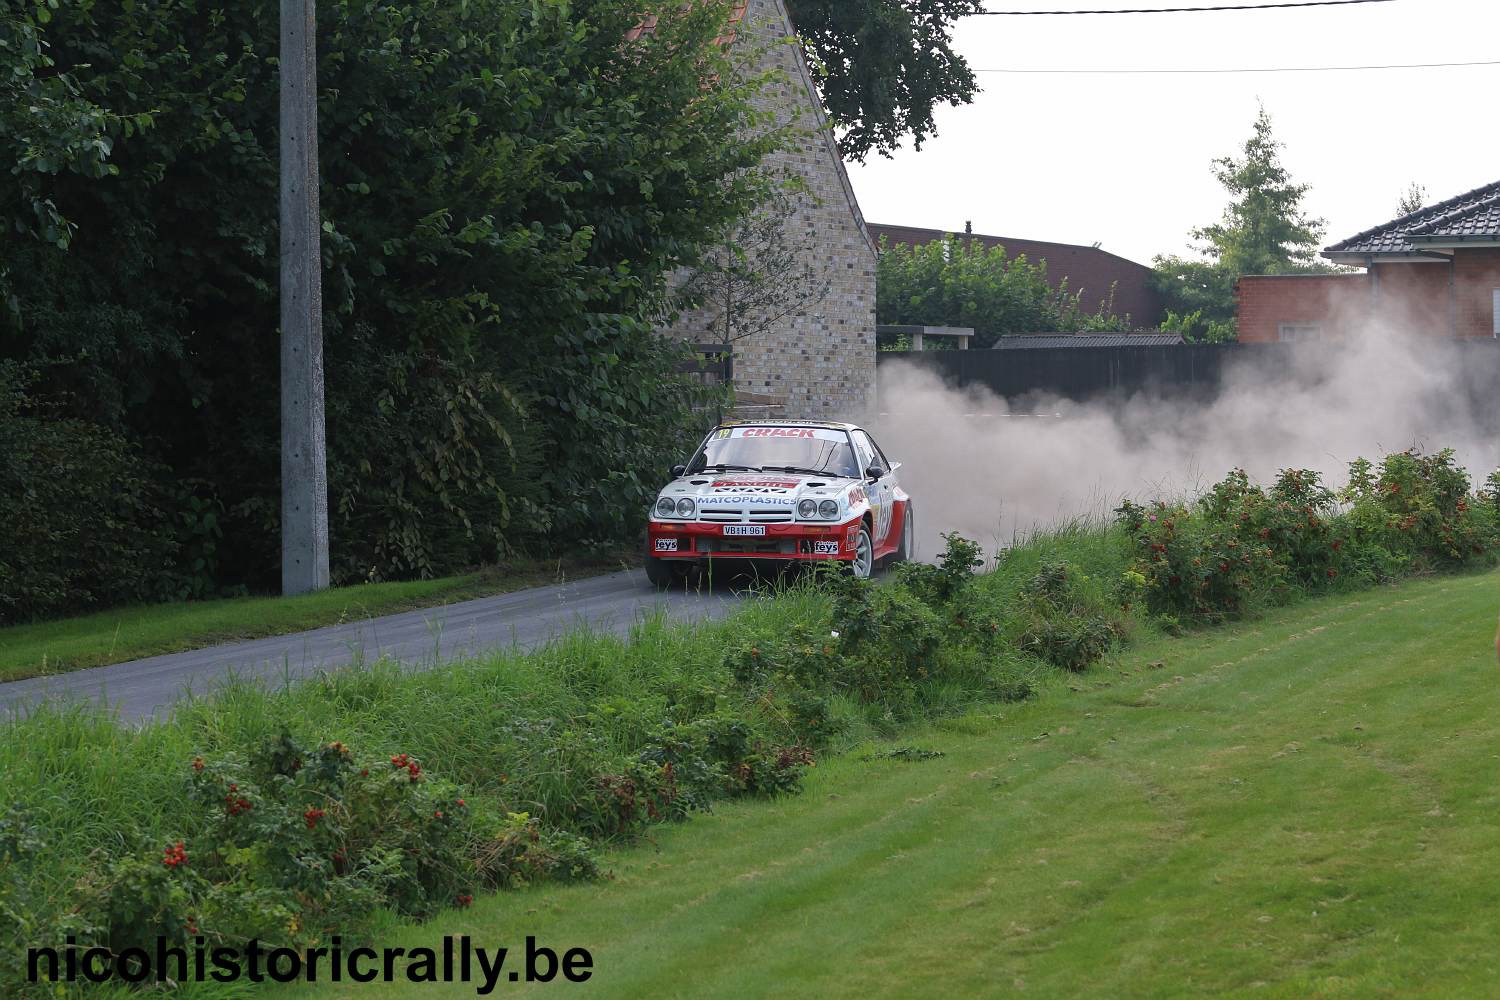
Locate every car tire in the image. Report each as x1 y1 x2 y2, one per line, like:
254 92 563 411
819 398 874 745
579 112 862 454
847 525 874 580
645 558 685 591
892 501 915 564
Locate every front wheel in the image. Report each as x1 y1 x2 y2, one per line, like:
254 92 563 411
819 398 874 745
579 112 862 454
847 526 874 579
645 558 687 591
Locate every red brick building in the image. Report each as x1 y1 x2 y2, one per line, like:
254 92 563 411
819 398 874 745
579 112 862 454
1237 180 1500 341
868 223 1163 328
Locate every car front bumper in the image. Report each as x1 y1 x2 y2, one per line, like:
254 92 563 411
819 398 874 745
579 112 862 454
647 517 862 562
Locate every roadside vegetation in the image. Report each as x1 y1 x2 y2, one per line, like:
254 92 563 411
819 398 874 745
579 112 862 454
2 447 1497 995
0 552 632 682
275 567 1500 999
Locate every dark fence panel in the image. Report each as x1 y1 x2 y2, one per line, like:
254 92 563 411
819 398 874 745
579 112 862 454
878 342 1500 426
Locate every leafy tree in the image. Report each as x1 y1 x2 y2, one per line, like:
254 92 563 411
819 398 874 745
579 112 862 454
786 0 983 162
674 180 832 378
1153 105 1329 342
1 0 783 594
1397 181 1427 217
0 9 123 251
877 236 1130 348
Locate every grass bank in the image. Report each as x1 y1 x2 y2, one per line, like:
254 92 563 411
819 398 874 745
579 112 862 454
0 552 633 682
3 449 1497 997
272 567 1500 999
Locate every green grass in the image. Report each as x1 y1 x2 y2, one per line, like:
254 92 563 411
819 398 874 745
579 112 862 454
0 553 633 682
267 567 1500 999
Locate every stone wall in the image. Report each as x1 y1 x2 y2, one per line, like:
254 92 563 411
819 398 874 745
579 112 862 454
657 0 877 420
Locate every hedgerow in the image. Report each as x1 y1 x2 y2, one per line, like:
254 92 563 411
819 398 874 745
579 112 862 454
2 447 1497 994
3 0 778 608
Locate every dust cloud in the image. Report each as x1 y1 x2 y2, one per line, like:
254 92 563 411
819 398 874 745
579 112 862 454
871 320 1500 557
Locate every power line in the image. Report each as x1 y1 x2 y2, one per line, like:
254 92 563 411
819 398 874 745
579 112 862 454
974 58 1499 74
971 0 1393 13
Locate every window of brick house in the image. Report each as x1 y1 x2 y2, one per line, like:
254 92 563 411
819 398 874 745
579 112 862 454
1492 289 1499 336
1277 322 1322 343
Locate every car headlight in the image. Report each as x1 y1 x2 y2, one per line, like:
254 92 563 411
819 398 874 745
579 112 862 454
818 500 839 520
655 497 676 518
676 497 696 518
797 498 817 519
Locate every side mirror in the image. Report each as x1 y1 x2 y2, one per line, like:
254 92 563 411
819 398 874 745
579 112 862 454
671 464 687 478
865 464 886 481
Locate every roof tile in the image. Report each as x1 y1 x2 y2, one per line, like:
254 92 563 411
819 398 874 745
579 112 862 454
1325 179 1500 255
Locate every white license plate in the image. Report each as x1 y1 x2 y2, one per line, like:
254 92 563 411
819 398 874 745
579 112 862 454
654 538 678 552
723 525 766 536
813 540 840 555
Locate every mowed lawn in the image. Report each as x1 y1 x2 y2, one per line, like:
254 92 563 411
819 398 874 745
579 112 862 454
278 570 1500 999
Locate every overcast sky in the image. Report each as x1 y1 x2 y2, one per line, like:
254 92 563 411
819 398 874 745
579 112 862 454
845 0 1500 266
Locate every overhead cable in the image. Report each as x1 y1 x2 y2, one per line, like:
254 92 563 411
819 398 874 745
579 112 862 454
971 0 1394 14
972 58 1498 74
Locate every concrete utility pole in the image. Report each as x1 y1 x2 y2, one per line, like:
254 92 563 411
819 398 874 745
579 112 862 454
279 0 330 594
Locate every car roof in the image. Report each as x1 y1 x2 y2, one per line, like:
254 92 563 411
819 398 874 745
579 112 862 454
717 419 862 432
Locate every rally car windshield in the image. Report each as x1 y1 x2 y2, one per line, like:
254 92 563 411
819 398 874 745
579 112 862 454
687 427 860 478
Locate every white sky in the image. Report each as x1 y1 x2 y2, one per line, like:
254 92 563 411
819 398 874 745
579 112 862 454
845 0 1500 266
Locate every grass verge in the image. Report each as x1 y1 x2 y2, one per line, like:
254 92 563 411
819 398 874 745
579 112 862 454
269 567 1500 999
0 552 635 682
4 448 1497 997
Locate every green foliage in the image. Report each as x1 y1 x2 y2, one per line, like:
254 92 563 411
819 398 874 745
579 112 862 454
3 0 781 597
1013 562 1124 672
0 366 177 623
1158 305 1238 345
1117 451 1500 624
1397 181 1427 218
1340 449 1498 579
0 8 121 250
877 236 1131 347
88 734 479 965
787 0 984 161
1152 105 1335 341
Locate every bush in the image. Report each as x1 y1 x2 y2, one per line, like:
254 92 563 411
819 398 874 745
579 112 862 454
1117 453 1500 626
87 733 484 963
0 369 176 623
1013 562 1125 671
1342 449 1498 578
1116 494 1283 622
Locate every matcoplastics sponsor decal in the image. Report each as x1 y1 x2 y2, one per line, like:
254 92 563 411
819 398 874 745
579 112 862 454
696 496 797 507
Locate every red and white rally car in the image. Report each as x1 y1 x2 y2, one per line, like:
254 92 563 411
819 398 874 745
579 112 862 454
645 420 915 588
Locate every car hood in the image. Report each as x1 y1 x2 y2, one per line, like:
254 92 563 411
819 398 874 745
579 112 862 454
660 472 858 511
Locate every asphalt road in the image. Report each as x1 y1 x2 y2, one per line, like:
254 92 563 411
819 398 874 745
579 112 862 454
0 569 746 723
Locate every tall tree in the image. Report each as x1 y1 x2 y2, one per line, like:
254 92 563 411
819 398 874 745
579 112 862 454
1397 181 1427 217
785 0 983 162
1193 105 1327 277
1153 105 1329 341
